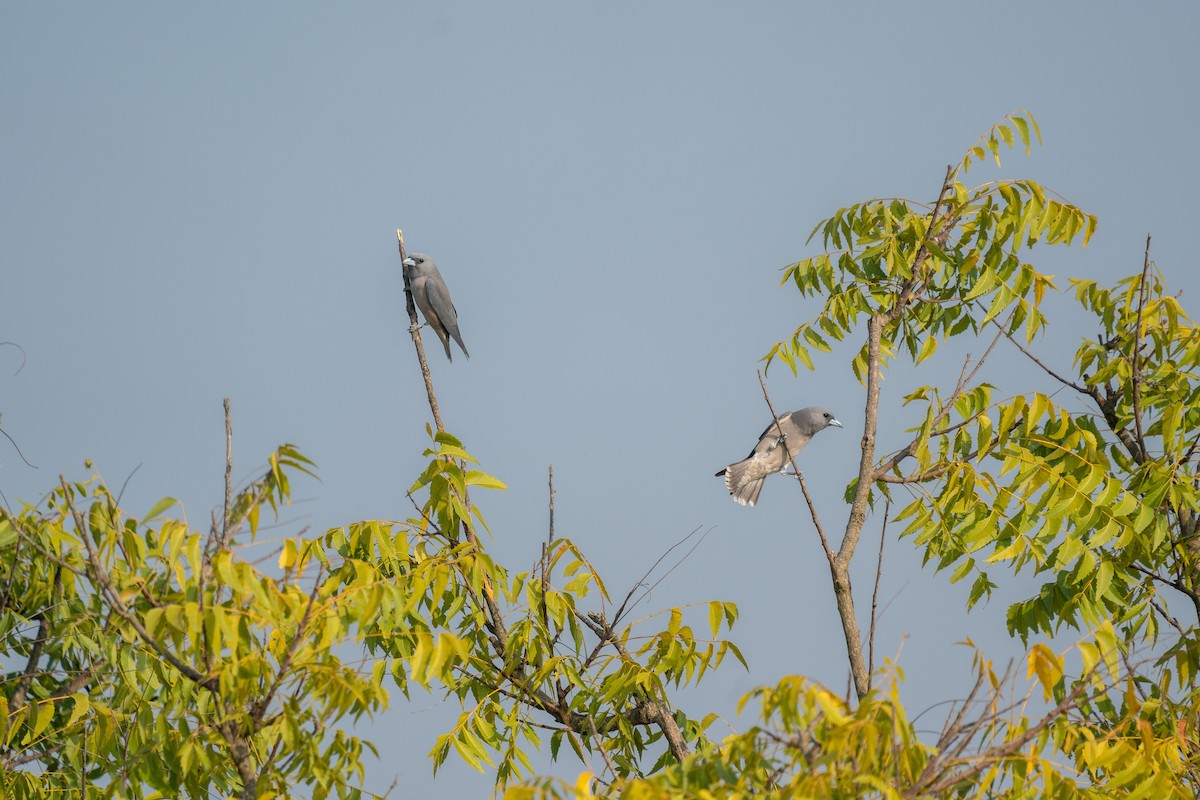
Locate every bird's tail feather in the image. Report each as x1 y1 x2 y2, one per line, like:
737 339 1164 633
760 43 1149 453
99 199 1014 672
724 460 765 507
433 331 453 361
452 332 470 359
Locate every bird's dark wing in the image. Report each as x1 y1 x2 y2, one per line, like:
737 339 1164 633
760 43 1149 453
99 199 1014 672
743 412 793 458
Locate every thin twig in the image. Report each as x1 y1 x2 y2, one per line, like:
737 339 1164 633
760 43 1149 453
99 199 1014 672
0 419 38 468
1130 234 1152 460
114 463 142 509
756 372 834 560
587 716 619 781
379 775 401 800
1148 597 1188 638
397 229 444 432
876 465 956 484
1127 561 1200 606
1120 650 1150 703
541 466 554 637
615 526 711 626
79 716 87 800
910 674 1092 797
990 318 1091 395
867 502 889 687
0 341 27 376
223 398 233 541
548 465 556 543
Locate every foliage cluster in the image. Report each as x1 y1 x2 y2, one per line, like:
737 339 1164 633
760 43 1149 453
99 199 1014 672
4 112 1199 798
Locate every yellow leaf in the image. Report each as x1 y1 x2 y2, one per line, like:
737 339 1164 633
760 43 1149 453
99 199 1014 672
411 632 434 688
1138 715 1155 749
813 689 850 725
278 538 298 571
66 693 90 728
1027 644 1062 699
987 538 1024 563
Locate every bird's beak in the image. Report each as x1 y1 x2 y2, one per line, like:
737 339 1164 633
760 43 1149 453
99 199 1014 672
402 257 415 267
829 418 844 428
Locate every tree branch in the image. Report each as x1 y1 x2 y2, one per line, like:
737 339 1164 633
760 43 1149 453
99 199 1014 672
220 723 259 800
583 611 692 762
252 565 325 726
829 167 960 701
885 164 957 325
990 318 1090 395
909 677 1090 797
10 610 51 712
541 466 554 640
223 397 233 542
397 228 444 433
58 476 213 689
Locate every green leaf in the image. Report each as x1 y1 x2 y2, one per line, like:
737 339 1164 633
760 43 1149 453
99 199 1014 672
1094 559 1114 598
143 496 179 521
464 470 508 491
433 430 464 448
997 124 1014 149
915 335 938 365
434 444 478 464
708 601 722 639
1013 116 1032 153
27 700 53 742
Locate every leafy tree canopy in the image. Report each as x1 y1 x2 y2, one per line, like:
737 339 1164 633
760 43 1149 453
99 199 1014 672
4 112 1198 799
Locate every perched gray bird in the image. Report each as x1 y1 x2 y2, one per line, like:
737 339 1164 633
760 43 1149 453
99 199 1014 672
402 253 469 361
716 406 842 506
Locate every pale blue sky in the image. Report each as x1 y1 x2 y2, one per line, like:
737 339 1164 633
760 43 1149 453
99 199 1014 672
4 3 1199 796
